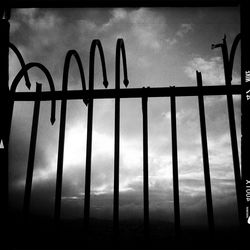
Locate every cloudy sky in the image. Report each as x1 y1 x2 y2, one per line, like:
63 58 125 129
8 6 241 230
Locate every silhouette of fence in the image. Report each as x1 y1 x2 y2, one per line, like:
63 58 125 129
1 3 245 243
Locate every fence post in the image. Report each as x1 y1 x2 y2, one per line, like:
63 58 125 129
170 92 181 237
142 89 149 237
196 71 214 235
23 83 42 219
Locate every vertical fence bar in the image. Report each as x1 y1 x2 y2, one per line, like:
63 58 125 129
212 35 243 226
54 89 68 222
225 84 242 226
113 48 120 234
170 93 180 237
113 93 120 234
224 41 242 228
55 50 87 222
142 93 149 236
23 83 42 219
84 40 108 229
114 39 120 235
84 98 93 228
84 43 95 230
113 39 129 236
196 71 214 234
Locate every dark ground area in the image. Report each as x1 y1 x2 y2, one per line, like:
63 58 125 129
6 213 246 250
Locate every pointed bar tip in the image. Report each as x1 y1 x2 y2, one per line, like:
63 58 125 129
103 80 109 88
83 98 89 106
123 79 129 88
26 82 31 90
50 117 56 125
196 70 202 77
50 107 56 125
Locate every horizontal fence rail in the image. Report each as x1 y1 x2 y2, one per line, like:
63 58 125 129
11 85 242 101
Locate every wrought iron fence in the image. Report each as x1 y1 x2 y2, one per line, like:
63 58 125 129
0 2 247 244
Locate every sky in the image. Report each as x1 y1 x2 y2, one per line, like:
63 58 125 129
8 6 241 230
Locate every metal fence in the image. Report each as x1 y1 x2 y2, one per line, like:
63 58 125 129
1 3 245 240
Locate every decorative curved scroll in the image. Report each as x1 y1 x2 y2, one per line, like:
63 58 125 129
63 50 88 105
11 62 56 124
229 33 241 77
211 34 241 84
9 42 32 89
116 38 129 88
89 39 109 90
221 35 230 82
211 35 230 82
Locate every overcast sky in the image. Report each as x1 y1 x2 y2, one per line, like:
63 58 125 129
8 7 241 229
